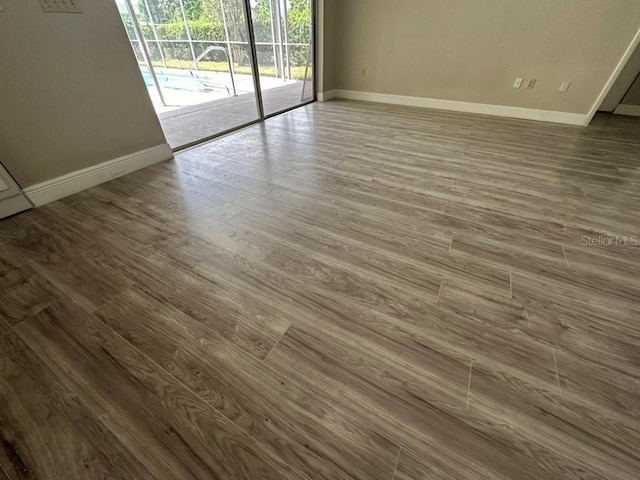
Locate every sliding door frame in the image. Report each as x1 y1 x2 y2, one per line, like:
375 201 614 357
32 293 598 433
264 0 317 120
173 0 318 153
244 0 265 120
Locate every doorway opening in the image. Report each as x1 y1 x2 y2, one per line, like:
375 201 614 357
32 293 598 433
115 0 316 150
598 42 640 117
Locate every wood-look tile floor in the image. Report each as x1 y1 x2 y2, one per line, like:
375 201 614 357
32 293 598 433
1 100 640 479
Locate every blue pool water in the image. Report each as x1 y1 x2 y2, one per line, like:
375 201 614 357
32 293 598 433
142 72 204 91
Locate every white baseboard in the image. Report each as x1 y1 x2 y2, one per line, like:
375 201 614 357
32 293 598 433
0 194 33 220
613 104 640 117
318 89 336 102
332 89 589 126
24 144 173 207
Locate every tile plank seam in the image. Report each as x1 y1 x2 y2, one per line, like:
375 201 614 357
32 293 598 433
390 446 402 480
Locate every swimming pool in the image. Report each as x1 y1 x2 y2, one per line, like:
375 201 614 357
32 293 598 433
141 72 207 92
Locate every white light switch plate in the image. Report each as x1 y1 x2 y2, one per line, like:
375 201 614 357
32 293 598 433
39 0 83 13
559 81 572 93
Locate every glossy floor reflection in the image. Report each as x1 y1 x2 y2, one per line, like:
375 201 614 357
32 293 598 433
1 100 640 479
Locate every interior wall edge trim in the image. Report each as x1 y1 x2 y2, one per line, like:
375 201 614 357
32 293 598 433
586 26 640 124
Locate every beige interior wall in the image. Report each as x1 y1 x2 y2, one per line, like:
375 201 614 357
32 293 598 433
0 0 166 188
621 75 640 106
333 0 640 114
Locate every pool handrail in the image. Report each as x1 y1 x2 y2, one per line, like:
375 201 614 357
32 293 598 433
189 46 237 96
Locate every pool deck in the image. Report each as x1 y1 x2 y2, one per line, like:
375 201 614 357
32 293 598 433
154 80 313 148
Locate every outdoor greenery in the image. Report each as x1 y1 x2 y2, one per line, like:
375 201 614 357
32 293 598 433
122 0 312 76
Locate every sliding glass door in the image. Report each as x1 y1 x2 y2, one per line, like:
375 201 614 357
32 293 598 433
115 0 315 149
251 0 315 116
116 0 261 149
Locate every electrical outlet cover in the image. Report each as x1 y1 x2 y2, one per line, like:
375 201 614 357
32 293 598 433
39 0 83 13
559 81 572 93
